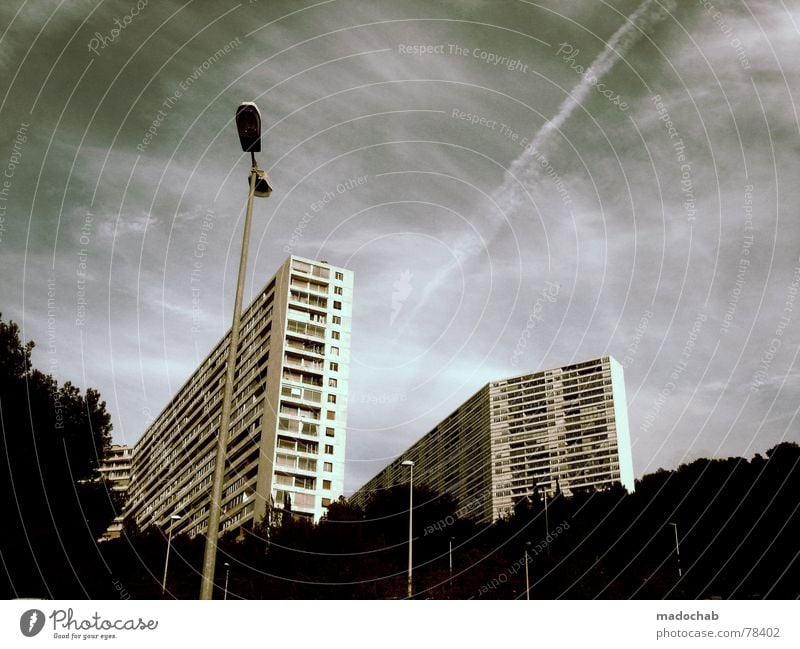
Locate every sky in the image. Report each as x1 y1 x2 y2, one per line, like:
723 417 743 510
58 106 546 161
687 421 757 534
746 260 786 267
1 0 798 494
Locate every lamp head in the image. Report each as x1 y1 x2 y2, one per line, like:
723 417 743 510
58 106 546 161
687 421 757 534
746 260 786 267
235 102 262 153
401 460 414 467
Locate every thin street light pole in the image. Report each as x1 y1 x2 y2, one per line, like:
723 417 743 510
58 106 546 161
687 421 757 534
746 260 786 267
161 514 180 596
449 537 454 592
402 459 414 599
199 155 259 600
670 522 682 577
544 486 550 557
524 542 531 600
223 562 231 600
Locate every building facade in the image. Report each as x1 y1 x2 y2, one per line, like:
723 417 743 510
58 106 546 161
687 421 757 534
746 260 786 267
125 256 353 537
350 356 633 523
98 444 133 541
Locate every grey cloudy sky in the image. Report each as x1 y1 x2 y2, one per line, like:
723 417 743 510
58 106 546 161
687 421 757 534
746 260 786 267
1 0 798 493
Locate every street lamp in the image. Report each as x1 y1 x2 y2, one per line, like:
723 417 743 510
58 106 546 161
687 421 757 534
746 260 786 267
448 536 454 592
524 541 531 600
223 562 231 600
670 522 682 578
401 459 414 599
161 513 182 596
199 101 272 600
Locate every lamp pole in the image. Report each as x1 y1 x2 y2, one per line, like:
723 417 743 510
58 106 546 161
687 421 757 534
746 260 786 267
524 541 531 600
223 562 231 600
161 513 181 596
543 485 550 557
449 536 454 593
670 522 682 577
401 459 414 599
200 102 271 600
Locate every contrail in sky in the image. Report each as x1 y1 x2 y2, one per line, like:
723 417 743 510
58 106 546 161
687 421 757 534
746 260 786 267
403 0 675 327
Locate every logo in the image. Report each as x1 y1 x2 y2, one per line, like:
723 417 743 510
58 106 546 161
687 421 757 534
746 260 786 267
20 609 45 637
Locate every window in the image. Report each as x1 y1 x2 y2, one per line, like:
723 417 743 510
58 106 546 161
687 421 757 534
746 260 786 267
332 316 341 325
297 439 318 454
323 480 332 490
334 286 343 295
328 378 338 388
333 301 342 310
330 331 340 340
295 493 315 508
295 475 316 490
301 422 319 436
326 410 336 421
327 394 337 404
325 427 335 437
324 462 333 472
325 444 334 454
331 346 339 356
297 457 317 472
322 497 332 507
329 362 338 372
335 272 344 280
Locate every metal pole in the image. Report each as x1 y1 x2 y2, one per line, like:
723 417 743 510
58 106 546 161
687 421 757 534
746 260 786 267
224 563 230 600
449 537 453 592
407 464 413 599
670 522 682 577
524 543 530 600
161 518 175 596
199 156 258 599
544 488 550 557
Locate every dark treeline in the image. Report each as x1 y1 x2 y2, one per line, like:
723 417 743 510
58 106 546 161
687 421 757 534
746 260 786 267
1 314 798 599
0 315 118 599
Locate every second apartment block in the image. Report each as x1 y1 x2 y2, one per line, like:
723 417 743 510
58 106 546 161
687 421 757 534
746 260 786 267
351 356 634 522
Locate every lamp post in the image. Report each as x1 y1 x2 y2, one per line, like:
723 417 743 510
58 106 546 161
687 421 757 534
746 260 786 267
223 562 231 600
161 513 182 596
670 522 682 578
541 484 550 557
199 102 271 600
449 536 454 593
524 541 531 600
401 459 414 599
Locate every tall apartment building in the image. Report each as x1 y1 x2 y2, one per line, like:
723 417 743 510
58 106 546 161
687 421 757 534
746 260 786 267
350 356 633 523
98 444 133 541
125 256 353 537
